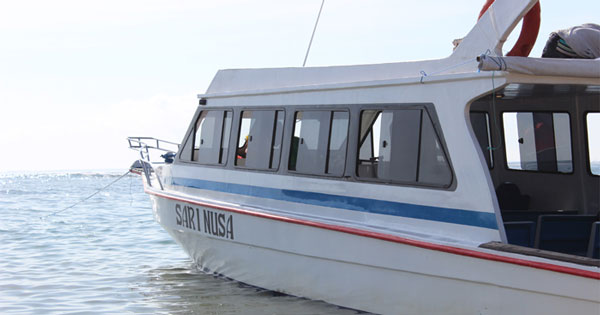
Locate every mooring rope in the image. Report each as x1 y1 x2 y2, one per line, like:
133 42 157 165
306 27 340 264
41 170 131 219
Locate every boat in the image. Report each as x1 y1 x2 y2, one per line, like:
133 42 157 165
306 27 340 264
128 0 600 313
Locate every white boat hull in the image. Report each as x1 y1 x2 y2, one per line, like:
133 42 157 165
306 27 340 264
148 187 600 315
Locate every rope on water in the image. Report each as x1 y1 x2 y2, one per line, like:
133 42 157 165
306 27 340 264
41 170 131 219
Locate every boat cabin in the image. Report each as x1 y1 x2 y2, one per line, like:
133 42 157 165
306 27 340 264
164 0 600 261
470 83 599 257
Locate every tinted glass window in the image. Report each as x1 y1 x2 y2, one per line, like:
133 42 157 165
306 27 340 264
327 111 349 176
179 131 193 162
290 111 329 174
270 111 285 169
289 110 349 176
470 112 493 168
503 112 572 173
587 113 600 175
553 113 572 173
357 108 451 187
236 110 284 170
220 111 232 164
193 110 232 164
378 110 421 182
419 112 452 185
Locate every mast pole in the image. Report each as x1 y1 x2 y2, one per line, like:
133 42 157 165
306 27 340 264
303 0 325 67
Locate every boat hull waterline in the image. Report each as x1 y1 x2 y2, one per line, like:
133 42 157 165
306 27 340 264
147 183 600 315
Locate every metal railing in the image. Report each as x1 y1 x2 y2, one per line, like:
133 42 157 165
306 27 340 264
127 137 179 161
127 137 180 190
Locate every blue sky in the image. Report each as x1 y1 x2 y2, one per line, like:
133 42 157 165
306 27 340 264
0 0 598 172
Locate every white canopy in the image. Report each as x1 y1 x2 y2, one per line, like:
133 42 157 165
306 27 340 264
477 55 600 78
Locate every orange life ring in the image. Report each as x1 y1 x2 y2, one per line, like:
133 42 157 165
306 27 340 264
478 0 541 57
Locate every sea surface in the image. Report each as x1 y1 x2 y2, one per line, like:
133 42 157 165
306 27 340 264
0 171 359 314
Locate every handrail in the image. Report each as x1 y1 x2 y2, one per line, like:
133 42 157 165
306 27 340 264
127 136 180 190
127 137 179 162
127 136 179 152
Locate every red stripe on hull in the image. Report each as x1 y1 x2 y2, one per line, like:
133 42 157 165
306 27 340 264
146 187 600 280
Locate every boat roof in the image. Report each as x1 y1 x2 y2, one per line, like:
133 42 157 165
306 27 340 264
199 0 599 98
203 58 464 96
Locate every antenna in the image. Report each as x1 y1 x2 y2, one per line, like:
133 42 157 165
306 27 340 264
303 0 325 67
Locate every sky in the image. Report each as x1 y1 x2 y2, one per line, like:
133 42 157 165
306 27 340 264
0 0 598 172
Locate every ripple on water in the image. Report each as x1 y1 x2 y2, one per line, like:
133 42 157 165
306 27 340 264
0 173 367 314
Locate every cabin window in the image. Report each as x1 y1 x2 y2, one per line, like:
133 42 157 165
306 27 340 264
289 110 349 176
502 112 572 173
328 111 350 176
357 109 452 186
587 112 600 176
179 132 193 162
470 112 494 168
192 110 232 165
235 110 284 170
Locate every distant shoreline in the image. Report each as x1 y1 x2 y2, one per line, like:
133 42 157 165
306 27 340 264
0 169 130 177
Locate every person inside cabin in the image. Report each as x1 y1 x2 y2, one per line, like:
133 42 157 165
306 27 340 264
541 23 600 59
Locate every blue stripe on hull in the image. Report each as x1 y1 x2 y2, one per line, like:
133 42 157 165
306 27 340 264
172 177 498 229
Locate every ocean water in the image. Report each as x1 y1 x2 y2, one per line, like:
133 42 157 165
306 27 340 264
0 171 359 314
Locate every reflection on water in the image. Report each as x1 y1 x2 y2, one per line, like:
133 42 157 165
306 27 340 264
0 172 364 314
138 264 362 315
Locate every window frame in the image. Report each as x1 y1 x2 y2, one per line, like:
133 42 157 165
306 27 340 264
176 104 454 191
469 111 495 170
585 111 600 177
353 104 454 189
177 108 234 167
287 108 351 178
234 108 286 172
500 110 575 175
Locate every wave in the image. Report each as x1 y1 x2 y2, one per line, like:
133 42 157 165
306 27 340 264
0 169 133 180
